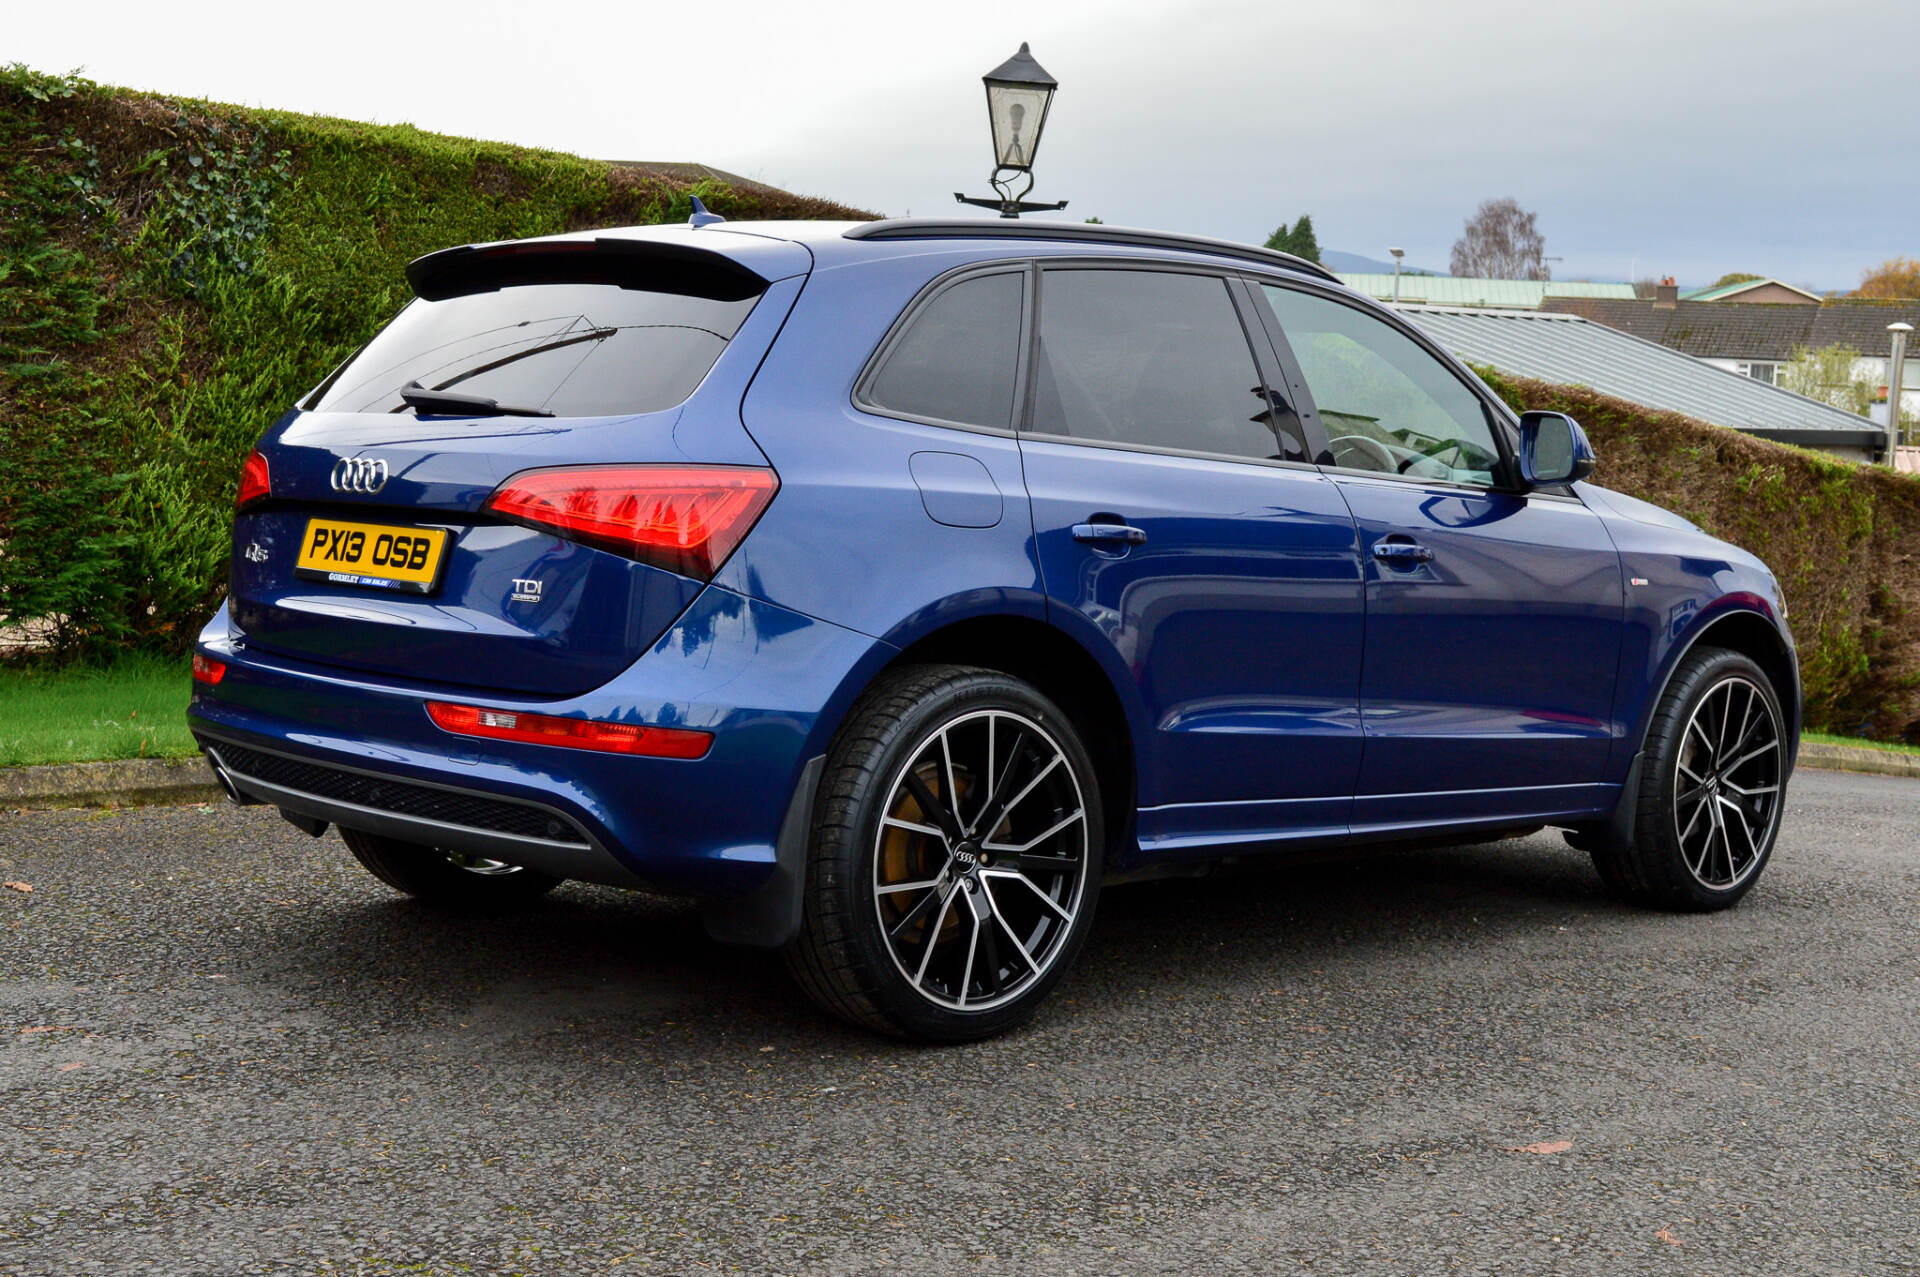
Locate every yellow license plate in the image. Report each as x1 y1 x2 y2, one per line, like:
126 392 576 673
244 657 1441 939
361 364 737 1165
294 518 450 594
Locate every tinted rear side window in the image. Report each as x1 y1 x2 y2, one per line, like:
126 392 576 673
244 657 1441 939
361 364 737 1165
1030 269 1283 461
864 272 1024 429
311 284 759 417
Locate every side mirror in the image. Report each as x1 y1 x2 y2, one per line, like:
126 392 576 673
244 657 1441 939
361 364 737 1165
1518 411 1595 486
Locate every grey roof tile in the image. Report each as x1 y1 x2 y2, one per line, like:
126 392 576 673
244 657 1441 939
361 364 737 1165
1538 299 1816 359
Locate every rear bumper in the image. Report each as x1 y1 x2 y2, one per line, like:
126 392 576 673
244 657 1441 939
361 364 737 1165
198 728 617 879
189 584 892 901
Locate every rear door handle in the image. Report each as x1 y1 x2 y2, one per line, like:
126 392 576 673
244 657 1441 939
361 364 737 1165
1072 522 1148 547
1372 541 1433 565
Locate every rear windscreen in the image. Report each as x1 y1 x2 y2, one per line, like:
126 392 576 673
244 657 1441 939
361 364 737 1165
309 283 759 417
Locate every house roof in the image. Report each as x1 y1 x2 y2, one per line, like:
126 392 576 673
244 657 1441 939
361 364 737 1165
1394 305 1885 447
1681 277 1823 304
599 160 791 196
1335 274 1636 309
1808 299 1920 355
1539 298 1818 360
1541 297 1920 361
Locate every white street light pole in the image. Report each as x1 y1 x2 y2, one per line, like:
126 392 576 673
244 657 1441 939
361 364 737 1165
1889 322 1913 461
1389 247 1405 302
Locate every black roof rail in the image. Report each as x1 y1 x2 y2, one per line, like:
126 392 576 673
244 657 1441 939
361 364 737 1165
843 218 1341 283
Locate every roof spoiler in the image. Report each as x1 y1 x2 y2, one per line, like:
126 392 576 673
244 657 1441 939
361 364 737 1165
405 237 770 303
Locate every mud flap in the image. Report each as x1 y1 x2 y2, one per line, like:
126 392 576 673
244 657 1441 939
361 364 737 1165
1564 751 1642 854
702 754 823 949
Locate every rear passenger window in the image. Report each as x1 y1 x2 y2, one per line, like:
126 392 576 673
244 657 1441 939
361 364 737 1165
864 272 1025 429
1030 269 1293 462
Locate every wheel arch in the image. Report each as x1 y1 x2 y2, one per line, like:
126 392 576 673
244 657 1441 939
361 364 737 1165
1641 601 1801 769
1575 598 1801 858
885 614 1141 862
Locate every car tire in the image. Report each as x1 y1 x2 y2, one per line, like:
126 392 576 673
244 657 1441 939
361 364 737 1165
339 827 563 908
785 664 1105 1042
1591 646 1788 911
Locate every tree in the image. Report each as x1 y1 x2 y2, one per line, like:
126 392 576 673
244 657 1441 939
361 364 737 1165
1264 214 1321 264
1854 258 1920 299
1083 216 1103 224
1449 198 1548 281
1286 214 1319 264
1710 272 1764 289
1782 343 1874 416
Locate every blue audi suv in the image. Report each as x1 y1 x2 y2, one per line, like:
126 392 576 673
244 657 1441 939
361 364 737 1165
189 216 1798 1040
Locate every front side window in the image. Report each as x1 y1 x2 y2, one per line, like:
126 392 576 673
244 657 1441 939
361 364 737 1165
864 272 1024 429
311 283 759 418
1031 269 1299 462
1261 284 1504 486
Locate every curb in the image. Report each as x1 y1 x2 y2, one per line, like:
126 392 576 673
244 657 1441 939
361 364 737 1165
1797 740 1920 780
0 756 221 811
3 739 1916 814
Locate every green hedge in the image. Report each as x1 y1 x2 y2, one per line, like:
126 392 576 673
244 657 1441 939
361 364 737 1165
0 66 875 661
1471 366 1920 741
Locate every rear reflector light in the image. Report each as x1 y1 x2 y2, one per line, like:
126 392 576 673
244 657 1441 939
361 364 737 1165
236 449 271 509
425 701 713 759
483 465 777 580
192 654 227 685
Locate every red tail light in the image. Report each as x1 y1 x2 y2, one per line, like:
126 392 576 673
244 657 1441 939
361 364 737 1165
483 465 777 579
236 450 271 509
425 701 712 758
192 653 227 685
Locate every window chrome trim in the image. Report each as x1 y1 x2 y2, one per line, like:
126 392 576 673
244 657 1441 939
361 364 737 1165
1017 430 1325 475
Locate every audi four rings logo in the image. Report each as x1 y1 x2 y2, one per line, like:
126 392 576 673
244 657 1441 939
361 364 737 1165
330 457 389 494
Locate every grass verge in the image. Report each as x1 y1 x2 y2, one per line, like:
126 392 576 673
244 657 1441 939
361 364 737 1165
0 654 196 766
1802 730 1920 757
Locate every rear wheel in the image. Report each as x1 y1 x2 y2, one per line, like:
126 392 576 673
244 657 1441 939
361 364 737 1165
339 827 563 909
1592 647 1787 910
786 665 1104 1041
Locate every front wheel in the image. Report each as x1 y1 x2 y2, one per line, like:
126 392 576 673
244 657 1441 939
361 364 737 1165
340 827 563 909
1592 647 1788 910
785 665 1105 1041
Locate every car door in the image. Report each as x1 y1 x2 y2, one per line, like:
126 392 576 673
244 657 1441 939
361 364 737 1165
1017 264 1366 858
1252 282 1625 835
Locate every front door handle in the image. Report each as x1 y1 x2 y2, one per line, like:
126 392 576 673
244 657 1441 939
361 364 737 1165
1372 541 1434 566
1072 522 1148 547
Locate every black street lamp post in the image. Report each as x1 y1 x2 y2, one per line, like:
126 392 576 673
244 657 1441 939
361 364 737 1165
955 43 1068 218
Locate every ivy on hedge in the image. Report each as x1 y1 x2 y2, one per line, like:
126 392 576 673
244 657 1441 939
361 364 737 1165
0 66 874 664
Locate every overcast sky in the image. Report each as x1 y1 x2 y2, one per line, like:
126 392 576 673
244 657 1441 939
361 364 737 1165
12 0 1912 288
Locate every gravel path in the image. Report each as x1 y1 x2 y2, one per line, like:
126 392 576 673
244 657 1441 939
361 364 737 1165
3 768 1916 1274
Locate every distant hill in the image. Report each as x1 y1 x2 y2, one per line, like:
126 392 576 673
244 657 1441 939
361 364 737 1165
1321 250 1444 276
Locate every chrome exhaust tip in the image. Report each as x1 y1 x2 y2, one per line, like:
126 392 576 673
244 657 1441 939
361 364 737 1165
201 748 254 806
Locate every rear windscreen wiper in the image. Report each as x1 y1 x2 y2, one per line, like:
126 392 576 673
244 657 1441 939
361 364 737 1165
398 380 555 418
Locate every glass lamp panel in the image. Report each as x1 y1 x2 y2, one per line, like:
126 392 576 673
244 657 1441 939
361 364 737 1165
987 84 1052 170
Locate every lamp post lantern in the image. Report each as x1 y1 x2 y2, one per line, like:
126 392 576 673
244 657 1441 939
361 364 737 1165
1389 247 1405 302
955 43 1069 218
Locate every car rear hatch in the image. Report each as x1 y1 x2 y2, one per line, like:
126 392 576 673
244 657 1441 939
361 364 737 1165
226 230 809 697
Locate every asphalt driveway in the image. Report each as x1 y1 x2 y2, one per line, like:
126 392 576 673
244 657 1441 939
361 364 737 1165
3 768 1916 1274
